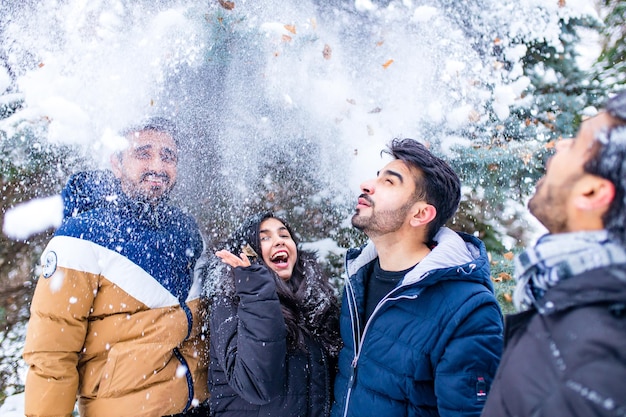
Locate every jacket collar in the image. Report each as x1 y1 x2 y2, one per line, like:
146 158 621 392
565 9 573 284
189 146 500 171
62 169 174 227
347 227 484 286
535 266 626 315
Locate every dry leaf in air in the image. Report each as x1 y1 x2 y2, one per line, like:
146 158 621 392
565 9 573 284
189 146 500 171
382 59 394 69
498 272 513 281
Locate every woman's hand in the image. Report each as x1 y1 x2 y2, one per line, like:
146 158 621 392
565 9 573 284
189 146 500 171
216 250 251 268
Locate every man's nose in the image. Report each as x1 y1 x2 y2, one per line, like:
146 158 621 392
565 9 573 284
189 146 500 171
555 138 573 152
360 179 375 194
148 156 167 171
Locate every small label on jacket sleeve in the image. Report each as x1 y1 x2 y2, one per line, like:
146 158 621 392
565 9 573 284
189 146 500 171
42 251 58 278
476 376 487 402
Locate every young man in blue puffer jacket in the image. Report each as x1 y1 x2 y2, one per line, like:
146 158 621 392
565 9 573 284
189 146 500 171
331 138 503 417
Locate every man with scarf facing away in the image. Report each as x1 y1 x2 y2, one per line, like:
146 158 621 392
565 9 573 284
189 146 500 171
482 91 626 417
23 117 209 417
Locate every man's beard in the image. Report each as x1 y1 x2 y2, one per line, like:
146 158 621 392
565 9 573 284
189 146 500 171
528 178 574 234
352 199 414 238
144 185 173 205
127 174 175 206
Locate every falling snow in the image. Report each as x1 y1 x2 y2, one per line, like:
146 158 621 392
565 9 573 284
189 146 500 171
0 0 604 414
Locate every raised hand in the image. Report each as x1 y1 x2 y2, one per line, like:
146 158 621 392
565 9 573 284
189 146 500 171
215 250 251 268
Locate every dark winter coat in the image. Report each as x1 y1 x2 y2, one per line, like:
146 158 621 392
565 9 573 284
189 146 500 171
331 227 504 417
207 257 339 417
481 265 626 417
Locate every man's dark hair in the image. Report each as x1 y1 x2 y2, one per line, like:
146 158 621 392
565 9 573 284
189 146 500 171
120 116 180 146
384 138 461 242
584 91 626 245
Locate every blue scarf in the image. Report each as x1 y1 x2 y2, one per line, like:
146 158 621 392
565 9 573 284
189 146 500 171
513 230 626 311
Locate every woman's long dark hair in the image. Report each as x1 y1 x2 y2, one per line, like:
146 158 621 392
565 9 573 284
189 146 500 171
208 212 341 357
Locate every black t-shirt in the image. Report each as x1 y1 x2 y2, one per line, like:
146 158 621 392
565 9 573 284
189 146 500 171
364 259 416 322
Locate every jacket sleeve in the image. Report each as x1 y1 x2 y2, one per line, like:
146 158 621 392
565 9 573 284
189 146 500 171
210 264 287 404
433 290 504 417
23 259 98 417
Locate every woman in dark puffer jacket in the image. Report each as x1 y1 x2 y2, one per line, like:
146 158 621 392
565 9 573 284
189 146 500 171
203 212 342 417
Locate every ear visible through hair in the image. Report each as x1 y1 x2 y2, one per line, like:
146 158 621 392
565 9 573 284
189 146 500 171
410 202 437 227
574 176 615 211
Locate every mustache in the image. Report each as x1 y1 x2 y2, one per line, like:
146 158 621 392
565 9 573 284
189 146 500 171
358 194 374 205
140 171 170 183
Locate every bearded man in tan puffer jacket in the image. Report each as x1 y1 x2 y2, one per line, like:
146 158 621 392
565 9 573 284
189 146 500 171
23 118 209 417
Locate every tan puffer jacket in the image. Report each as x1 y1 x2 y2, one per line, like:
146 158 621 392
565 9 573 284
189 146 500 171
23 235 209 417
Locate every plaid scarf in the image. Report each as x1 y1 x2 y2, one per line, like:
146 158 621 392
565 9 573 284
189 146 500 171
513 230 626 311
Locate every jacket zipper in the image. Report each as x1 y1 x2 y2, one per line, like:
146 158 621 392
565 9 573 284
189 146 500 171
341 276 426 417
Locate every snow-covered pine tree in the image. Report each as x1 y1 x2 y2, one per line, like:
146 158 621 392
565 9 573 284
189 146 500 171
592 0 626 94
449 2 604 251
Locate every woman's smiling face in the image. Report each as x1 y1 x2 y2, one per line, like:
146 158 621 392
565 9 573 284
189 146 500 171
259 217 298 281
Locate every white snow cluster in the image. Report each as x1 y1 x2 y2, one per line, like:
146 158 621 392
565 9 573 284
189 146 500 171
2 195 63 240
1 0 599 241
1 2 206 151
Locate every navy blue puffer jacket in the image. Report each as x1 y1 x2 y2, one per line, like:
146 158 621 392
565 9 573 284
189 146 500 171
331 228 503 417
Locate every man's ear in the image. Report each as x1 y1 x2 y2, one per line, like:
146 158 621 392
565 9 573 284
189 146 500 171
409 202 437 228
574 176 615 212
